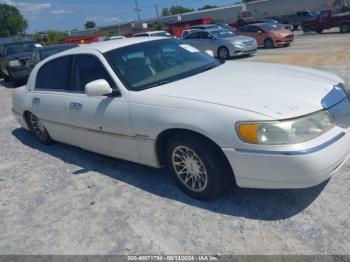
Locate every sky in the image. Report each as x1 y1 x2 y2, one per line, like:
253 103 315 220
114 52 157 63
1 0 239 33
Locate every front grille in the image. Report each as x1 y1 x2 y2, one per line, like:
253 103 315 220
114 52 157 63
327 97 350 128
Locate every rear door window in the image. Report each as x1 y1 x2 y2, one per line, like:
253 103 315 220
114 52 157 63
36 56 72 91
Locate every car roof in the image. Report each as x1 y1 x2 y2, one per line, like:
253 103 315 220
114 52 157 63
3 40 35 46
191 24 218 27
241 23 264 28
135 31 167 35
37 44 77 50
60 37 167 54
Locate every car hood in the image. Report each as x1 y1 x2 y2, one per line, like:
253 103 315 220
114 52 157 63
5 51 32 60
144 62 343 119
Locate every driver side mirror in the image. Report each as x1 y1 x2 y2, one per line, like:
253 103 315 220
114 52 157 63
85 79 113 97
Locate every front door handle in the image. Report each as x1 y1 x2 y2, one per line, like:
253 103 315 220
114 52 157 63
69 102 83 111
32 97 40 105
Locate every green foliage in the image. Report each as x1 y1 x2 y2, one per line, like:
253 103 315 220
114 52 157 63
161 5 193 16
84 21 96 29
198 5 217 10
169 5 193 15
33 30 68 45
161 8 169 16
0 4 28 37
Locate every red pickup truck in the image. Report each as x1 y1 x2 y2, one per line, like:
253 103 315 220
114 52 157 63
302 10 350 33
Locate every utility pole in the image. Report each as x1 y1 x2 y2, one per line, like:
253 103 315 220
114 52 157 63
134 0 142 31
155 4 160 22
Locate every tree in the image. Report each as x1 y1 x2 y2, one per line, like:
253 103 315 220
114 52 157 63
84 21 96 29
198 5 217 10
0 4 28 37
161 7 170 16
169 5 193 15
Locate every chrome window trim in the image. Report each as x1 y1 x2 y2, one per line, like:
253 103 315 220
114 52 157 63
235 132 345 156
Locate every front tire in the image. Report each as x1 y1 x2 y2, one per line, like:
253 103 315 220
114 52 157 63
166 135 233 199
3 74 10 82
340 23 350 33
315 29 323 34
28 113 54 145
264 39 274 49
9 73 21 87
218 46 230 60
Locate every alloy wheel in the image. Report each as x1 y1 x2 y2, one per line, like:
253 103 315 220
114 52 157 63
172 145 208 192
30 114 48 141
219 47 229 60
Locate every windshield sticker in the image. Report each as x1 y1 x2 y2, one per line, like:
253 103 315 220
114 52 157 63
180 44 200 53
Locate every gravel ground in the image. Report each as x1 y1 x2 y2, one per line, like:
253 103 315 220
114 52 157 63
0 31 350 255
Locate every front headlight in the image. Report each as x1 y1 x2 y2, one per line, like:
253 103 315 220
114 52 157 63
237 111 334 145
8 60 21 67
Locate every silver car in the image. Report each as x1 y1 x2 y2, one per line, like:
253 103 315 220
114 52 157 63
182 29 257 60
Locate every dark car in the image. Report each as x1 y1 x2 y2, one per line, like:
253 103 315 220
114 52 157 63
24 44 78 82
302 10 350 33
0 40 38 86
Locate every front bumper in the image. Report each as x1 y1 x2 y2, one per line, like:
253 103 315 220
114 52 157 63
228 44 258 57
223 129 350 189
274 37 294 46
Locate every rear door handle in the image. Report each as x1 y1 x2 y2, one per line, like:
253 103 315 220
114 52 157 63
69 102 83 111
32 97 40 105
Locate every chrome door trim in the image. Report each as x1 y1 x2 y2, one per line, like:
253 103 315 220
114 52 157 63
41 118 153 141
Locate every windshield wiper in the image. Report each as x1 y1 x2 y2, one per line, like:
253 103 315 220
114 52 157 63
144 80 172 89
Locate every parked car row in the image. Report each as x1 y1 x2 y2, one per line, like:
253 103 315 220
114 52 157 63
0 41 77 87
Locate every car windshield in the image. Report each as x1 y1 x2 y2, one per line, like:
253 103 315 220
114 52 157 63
260 23 282 31
4 42 35 55
310 11 320 16
105 39 222 91
211 29 236 38
39 45 77 59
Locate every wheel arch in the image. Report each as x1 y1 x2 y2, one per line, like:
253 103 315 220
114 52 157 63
23 110 32 130
155 128 234 177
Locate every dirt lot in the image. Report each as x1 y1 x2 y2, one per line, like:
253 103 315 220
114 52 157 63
0 31 350 255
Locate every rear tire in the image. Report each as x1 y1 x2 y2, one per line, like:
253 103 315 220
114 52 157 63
9 74 21 87
166 135 233 199
218 46 230 60
303 26 313 33
340 23 350 33
264 39 274 49
315 29 323 34
27 113 54 145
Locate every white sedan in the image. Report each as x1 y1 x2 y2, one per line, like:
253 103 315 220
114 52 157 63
12 37 350 199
